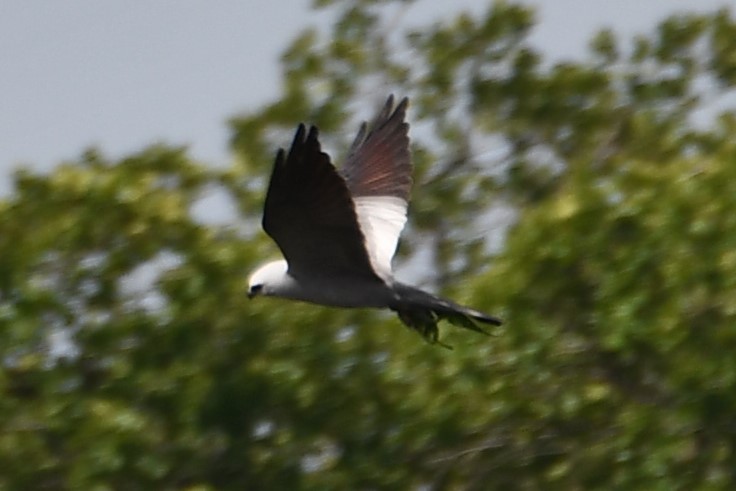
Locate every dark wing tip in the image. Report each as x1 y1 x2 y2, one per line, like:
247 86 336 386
274 148 286 169
284 124 323 168
293 123 307 145
383 93 408 107
393 95 409 115
305 125 320 145
378 94 395 121
378 94 409 126
342 95 413 200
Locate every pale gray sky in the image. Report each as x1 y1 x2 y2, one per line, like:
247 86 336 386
1 0 731 191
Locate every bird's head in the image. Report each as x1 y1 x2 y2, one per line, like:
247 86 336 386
247 260 289 299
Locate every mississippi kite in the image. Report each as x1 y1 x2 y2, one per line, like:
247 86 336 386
248 96 501 347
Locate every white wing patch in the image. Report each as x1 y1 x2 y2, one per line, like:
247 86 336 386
354 196 408 279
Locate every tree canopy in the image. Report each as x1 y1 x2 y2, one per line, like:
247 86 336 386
2 1 736 489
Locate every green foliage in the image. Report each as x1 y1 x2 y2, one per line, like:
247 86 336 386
2 1 736 489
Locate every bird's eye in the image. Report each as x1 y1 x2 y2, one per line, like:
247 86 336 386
249 284 264 296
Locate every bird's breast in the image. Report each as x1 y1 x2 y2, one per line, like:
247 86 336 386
280 274 393 309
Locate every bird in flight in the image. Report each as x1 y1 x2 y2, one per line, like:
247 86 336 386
248 95 501 347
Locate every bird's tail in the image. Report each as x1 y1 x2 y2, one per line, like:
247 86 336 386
390 283 502 349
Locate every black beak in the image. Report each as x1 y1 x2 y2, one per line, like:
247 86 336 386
247 292 255 299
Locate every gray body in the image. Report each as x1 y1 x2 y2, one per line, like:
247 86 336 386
272 270 396 309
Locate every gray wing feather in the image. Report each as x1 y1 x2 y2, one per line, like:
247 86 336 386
342 95 412 201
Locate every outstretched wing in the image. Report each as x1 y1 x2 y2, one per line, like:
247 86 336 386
342 96 412 279
262 124 382 282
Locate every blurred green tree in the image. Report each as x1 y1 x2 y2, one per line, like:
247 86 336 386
1 1 735 489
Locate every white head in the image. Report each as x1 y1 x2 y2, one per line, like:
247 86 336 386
247 260 290 299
